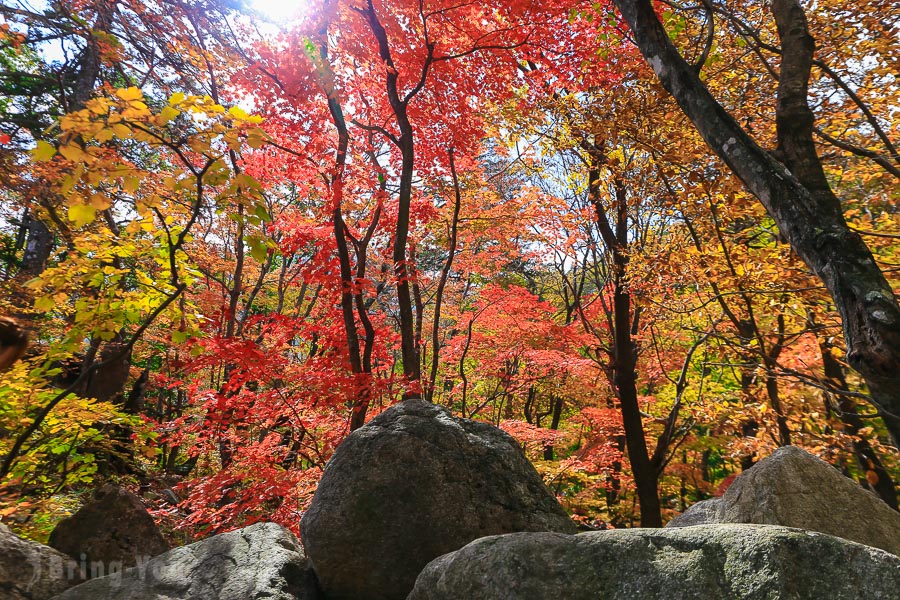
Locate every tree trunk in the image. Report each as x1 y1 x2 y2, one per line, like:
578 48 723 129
361 0 425 396
543 395 564 461
425 150 463 403
613 0 900 441
809 312 898 510
611 278 662 527
588 156 662 527
20 212 53 278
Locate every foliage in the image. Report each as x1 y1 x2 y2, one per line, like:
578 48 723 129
0 0 897 538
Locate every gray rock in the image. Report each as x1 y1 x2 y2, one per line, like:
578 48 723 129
52 522 318 600
666 447 900 555
48 485 169 571
666 497 723 528
408 524 900 600
300 399 576 600
0 523 83 600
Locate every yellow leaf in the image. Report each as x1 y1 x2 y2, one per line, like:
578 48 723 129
121 102 150 118
169 91 186 105
32 140 56 162
228 105 249 120
115 86 143 101
88 98 109 115
68 203 96 227
135 271 154 286
89 193 110 210
123 176 140 193
112 123 131 138
58 144 87 162
59 114 79 131
95 128 114 142
34 296 56 312
159 106 180 125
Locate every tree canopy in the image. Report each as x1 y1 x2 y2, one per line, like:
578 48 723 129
0 0 897 536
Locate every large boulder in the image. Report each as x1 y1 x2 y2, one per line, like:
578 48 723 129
48 485 169 572
0 523 83 600
666 497 722 528
408 524 900 600
52 522 319 600
666 447 900 555
300 399 576 600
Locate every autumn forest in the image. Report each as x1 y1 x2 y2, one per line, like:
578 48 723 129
0 0 898 541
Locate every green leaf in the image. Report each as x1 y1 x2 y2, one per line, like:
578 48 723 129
247 236 268 262
254 204 272 223
33 141 56 162
34 296 56 312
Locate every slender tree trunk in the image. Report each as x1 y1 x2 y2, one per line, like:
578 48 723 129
425 150 464 403
543 396 564 461
316 27 376 430
362 0 433 396
588 153 662 527
611 273 662 527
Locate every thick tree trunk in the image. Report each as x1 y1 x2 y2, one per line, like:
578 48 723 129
82 335 133 403
613 0 900 441
20 212 53 277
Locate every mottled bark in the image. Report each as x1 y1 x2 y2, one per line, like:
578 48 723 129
20 213 53 277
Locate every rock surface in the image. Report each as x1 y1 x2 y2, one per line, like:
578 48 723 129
665 447 900 555
666 497 722 528
408 524 900 600
0 523 83 600
48 485 168 571
300 399 576 600
52 522 318 600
